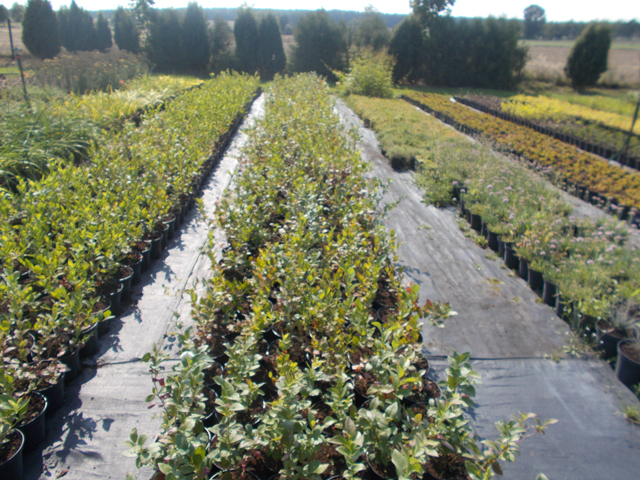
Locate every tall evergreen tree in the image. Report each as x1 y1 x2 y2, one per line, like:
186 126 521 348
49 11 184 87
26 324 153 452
146 8 182 72
234 6 260 74
290 9 346 81
113 6 139 54
352 7 390 51
209 13 233 73
389 15 425 83
22 0 60 59
58 1 97 52
565 23 611 89
258 13 286 79
181 2 209 71
95 12 112 52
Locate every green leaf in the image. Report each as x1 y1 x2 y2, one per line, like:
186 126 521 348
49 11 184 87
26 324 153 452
391 449 409 474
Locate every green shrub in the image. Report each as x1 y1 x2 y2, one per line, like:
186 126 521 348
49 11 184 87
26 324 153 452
32 49 148 94
340 49 394 98
565 23 611 89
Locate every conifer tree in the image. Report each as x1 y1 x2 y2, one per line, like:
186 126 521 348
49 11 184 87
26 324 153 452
58 1 97 52
22 0 60 59
146 8 182 72
565 23 611 89
113 6 140 54
209 13 234 73
234 6 260 74
258 13 286 79
95 12 112 52
181 2 209 71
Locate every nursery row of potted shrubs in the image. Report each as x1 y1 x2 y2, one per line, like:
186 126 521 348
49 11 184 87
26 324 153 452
342 92 640 397
1 76 203 191
126 75 554 480
401 92 640 223
458 192 640 384
0 73 261 478
453 96 639 171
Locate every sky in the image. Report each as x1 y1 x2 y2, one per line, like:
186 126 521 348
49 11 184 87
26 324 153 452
10 0 640 23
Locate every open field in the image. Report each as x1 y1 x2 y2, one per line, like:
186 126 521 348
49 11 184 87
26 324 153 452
521 39 640 51
525 43 640 85
0 24 25 56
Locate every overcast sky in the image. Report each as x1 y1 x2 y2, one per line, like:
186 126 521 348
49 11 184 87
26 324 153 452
10 0 640 23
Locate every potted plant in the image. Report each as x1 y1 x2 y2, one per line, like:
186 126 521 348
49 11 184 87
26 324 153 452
596 300 639 358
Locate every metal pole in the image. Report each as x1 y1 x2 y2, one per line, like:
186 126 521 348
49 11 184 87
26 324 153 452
7 17 15 60
6 18 30 107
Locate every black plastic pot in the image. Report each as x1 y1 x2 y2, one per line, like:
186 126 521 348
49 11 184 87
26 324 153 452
97 298 113 336
366 456 395 480
106 282 123 317
119 266 134 300
0 429 24 479
38 372 65 415
17 392 47 453
542 279 557 307
202 387 220 427
130 256 143 286
163 215 176 240
498 238 505 258
615 340 640 388
150 234 163 260
60 347 81 382
80 322 99 358
487 230 499 252
597 321 637 359
518 257 528 280
504 244 519 269
470 213 482 232
161 223 170 249
555 294 567 318
141 241 153 270
528 268 544 293
263 326 281 344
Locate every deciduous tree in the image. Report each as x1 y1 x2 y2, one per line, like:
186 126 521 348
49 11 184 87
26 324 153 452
523 4 546 39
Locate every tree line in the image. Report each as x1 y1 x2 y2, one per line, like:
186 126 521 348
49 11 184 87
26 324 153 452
2 0 622 90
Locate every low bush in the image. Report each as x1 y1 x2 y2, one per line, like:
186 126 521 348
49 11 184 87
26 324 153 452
31 48 148 94
339 49 394 99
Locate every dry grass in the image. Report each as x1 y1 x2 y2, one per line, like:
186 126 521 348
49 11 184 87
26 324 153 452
525 44 640 86
0 24 26 56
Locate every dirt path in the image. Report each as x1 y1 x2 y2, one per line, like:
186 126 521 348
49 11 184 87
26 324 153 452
24 95 265 480
335 98 640 480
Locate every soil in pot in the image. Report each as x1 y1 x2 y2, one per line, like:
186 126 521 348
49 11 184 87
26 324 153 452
203 387 219 427
233 397 266 426
403 378 441 405
241 449 283 480
423 454 470 480
0 429 24 479
615 341 640 388
17 392 47 452
313 443 346 479
596 320 636 359
368 458 397 480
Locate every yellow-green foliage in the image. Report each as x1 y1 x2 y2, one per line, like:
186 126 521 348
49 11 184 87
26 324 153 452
339 49 394 99
501 94 640 135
